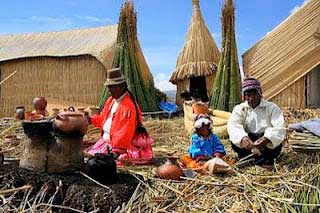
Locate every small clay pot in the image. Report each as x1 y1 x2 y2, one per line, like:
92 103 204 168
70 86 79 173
192 102 209 115
156 158 184 180
33 97 47 111
15 106 25 120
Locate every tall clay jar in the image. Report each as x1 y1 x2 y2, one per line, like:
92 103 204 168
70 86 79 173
33 97 47 111
32 97 48 116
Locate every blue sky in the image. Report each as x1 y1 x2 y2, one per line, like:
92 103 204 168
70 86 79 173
0 0 309 91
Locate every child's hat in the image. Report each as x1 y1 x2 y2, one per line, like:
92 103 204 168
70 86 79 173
194 114 212 129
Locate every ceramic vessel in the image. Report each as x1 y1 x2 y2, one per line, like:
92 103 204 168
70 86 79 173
156 158 184 180
15 106 25 120
53 106 89 135
33 97 47 111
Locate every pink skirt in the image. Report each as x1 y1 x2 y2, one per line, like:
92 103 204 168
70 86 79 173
87 135 153 166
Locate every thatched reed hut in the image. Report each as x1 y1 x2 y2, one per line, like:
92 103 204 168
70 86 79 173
242 0 320 108
170 0 220 106
0 25 117 116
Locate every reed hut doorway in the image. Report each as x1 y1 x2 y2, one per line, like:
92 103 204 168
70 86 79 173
306 64 320 107
190 76 209 102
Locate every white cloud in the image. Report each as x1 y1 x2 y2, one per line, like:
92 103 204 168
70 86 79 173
144 47 178 69
75 15 113 24
30 16 70 23
0 15 113 34
154 72 176 92
142 45 180 92
290 0 310 14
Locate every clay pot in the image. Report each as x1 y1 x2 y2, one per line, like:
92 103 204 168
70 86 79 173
22 120 53 137
15 106 25 120
192 102 209 115
53 106 89 136
33 97 47 111
156 158 184 180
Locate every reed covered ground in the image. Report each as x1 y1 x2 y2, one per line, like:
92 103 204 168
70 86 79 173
0 108 320 212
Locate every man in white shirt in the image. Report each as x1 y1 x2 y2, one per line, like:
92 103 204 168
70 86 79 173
227 78 286 165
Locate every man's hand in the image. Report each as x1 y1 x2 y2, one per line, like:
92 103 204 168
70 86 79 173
241 136 254 150
254 137 271 150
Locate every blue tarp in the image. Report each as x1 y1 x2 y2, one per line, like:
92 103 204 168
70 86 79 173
159 101 178 115
288 119 320 137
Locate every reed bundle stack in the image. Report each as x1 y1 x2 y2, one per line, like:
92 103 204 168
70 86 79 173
209 0 241 112
98 0 158 112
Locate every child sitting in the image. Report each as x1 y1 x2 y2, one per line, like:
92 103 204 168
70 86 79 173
189 114 226 162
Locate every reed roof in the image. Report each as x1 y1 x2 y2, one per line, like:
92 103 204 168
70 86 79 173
242 0 320 100
170 0 220 84
0 25 118 67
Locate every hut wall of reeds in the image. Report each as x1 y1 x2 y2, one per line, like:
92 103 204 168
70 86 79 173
170 0 220 106
0 25 117 116
242 0 320 108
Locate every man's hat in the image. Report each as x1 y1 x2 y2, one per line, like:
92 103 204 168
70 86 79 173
242 77 262 96
104 68 127 86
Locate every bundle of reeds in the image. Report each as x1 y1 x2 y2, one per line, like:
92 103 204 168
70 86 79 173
282 154 320 213
209 0 241 112
98 0 158 112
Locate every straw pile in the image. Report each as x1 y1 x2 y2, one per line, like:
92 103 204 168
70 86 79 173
98 0 158 112
113 118 320 212
210 0 241 112
1 108 320 212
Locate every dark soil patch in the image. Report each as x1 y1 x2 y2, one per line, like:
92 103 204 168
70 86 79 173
0 163 138 212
